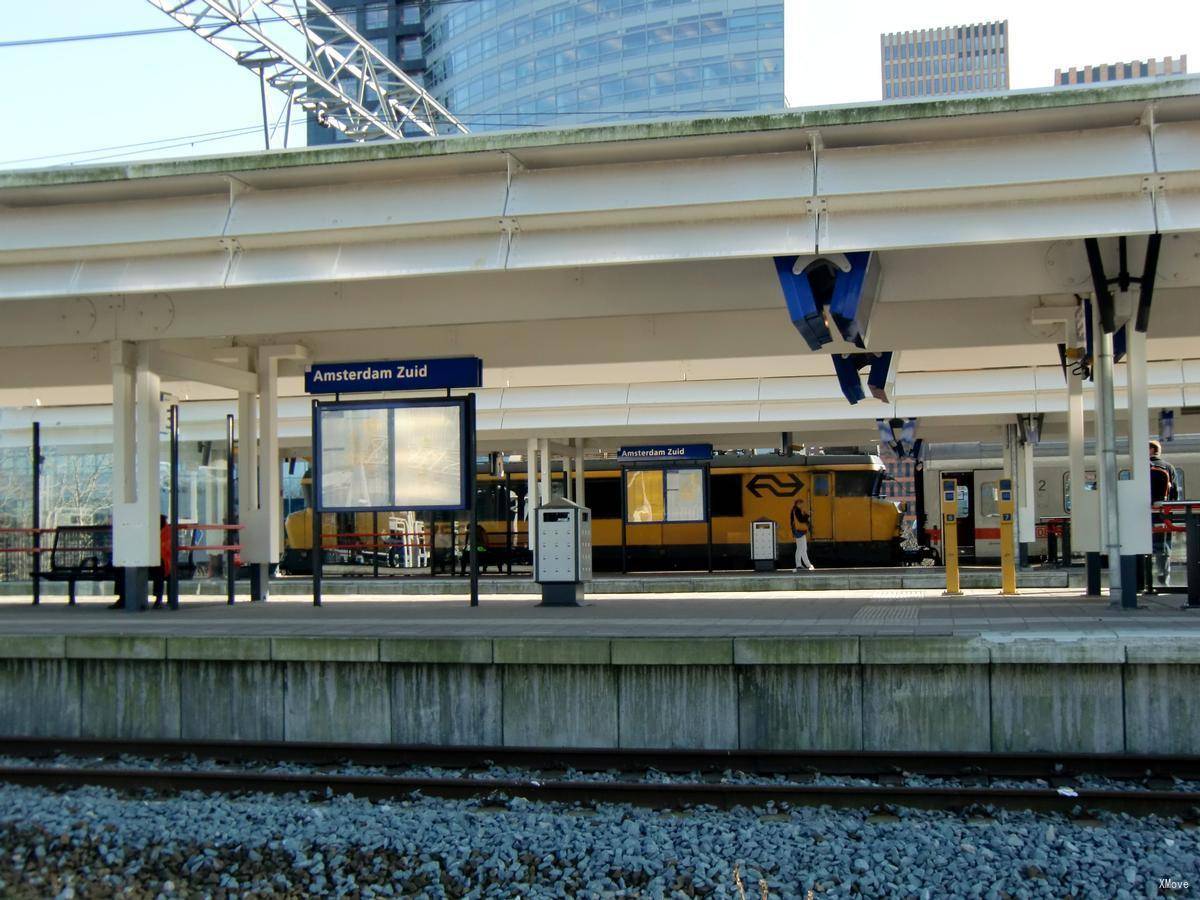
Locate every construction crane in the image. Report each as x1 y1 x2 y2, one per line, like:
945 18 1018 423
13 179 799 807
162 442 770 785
145 0 468 142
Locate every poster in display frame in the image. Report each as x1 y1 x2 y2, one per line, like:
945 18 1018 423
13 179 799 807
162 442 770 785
615 447 714 575
308 380 481 610
312 396 472 514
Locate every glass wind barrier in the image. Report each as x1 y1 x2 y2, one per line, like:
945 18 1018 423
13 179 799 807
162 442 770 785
285 466 569 580
0 434 35 584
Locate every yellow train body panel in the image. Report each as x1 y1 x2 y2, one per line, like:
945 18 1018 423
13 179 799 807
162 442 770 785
281 455 901 572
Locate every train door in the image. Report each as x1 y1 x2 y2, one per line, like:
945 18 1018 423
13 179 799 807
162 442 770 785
809 471 834 541
940 470 975 560
972 469 1004 560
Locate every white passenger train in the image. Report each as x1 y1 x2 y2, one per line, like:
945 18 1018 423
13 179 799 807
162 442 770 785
919 436 1197 561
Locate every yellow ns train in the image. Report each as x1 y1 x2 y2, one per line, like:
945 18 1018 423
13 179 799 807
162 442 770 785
281 454 903 573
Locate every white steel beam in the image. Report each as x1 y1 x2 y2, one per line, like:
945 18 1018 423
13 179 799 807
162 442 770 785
144 0 466 141
9 345 1200 432
4 119 1200 296
147 347 257 393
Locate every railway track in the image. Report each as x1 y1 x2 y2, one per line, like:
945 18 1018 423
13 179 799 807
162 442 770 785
2 738 1199 818
1 764 1198 817
6 736 1200 780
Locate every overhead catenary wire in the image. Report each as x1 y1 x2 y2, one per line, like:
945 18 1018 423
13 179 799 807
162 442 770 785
0 121 303 167
2 106 774 169
3 7 780 167
0 1 497 49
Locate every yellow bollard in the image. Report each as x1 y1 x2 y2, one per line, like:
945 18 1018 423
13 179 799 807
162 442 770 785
941 477 962 596
998 477 1018 596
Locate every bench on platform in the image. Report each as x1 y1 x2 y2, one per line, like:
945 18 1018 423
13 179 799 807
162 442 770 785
455 542 532 575
40 525 116 604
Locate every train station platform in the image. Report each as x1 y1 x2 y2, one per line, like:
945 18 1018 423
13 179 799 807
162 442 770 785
0 566 1082 601
2 588 1199 756
0 585 1194 639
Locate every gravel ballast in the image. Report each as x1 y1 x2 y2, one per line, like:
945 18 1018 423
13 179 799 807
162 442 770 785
1 782 1198 898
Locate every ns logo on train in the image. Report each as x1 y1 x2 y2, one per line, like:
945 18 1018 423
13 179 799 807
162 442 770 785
746 473 805 498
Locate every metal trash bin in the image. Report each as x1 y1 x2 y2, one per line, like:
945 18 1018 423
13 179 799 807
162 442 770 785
535 496 592 606
751 518 777 572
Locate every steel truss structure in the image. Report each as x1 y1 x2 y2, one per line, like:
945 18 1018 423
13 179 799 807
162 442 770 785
146 0 468 141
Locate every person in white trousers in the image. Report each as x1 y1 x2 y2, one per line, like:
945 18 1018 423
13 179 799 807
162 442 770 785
790 498 815 571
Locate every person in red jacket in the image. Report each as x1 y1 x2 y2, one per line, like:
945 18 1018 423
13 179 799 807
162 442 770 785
108 515 173 609
151 515 172 608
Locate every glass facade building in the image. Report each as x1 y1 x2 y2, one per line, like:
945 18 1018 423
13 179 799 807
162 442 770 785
311 0 784 144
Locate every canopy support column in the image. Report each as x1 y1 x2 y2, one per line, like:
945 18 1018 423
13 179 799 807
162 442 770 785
111 341 160 611
1063 309 1100 592
1092 304 1126 607
574 438 586 508
237 387 261 600
1119 325 1153 601
241 345 307 601
526 437 539 563
538 438 551 505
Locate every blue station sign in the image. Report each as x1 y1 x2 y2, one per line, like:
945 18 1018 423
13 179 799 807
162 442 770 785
617 443 713 463
305 356 483 394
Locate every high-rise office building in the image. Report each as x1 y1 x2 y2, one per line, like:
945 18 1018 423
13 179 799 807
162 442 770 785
311 0 785 144
308 0 429 145
1054 55 1187 86
880 21 1009 100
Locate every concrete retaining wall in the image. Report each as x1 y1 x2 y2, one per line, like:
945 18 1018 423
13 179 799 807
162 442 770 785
0 635 1195 753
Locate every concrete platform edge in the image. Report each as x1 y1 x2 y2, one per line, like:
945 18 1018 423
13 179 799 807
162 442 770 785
8 634 1200 664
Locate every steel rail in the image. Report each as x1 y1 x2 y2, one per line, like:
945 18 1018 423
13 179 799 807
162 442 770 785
4 737 1200 782
0 765 1197 818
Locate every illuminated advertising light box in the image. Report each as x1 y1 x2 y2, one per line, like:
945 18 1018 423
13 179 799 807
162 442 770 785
313 398 469 512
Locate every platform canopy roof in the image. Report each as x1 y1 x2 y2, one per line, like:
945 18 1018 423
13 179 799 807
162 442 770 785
2 78 1200 449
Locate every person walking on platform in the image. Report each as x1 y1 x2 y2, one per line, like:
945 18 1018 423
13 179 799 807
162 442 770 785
1150 440 1180 586
790 498 815 572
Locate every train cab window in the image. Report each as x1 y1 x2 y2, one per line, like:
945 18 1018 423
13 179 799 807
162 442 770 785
586 477 621 519
979 482 999 518
835 471 876 497
710 474 743 517
812 473 830 496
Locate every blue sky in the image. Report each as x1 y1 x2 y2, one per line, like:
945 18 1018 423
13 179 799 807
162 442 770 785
2 1 1197 170
0 3 298 169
